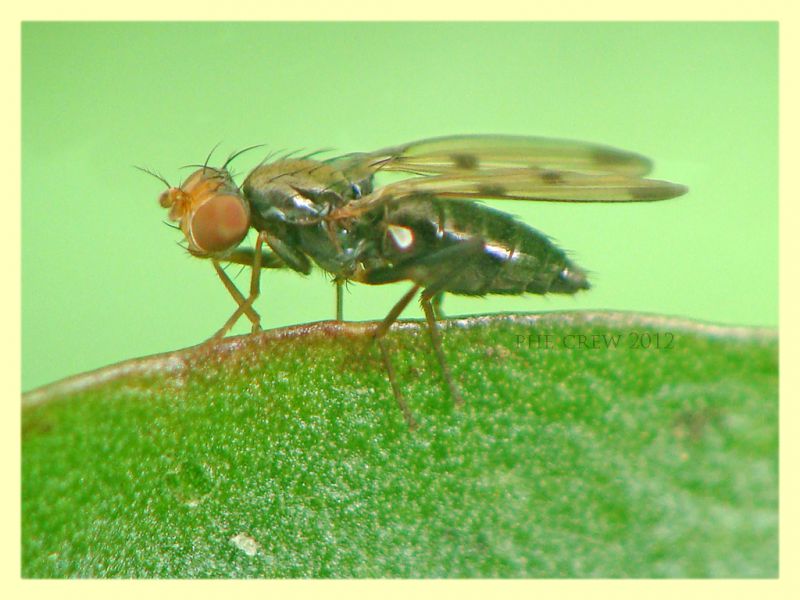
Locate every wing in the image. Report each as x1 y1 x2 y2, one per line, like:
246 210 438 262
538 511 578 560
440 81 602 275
381 168 686 202
327 134 658 182
325 135 687 218
330 166 688 218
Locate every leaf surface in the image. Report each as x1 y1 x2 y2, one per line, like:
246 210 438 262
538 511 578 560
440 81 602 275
22 313 778 578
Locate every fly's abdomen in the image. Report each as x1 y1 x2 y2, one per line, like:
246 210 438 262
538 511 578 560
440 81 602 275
381 198 590 296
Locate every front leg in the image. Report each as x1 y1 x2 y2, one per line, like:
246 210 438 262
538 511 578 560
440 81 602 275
209 232 268 338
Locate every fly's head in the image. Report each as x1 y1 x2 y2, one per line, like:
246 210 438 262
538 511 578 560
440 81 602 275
157 167 251 258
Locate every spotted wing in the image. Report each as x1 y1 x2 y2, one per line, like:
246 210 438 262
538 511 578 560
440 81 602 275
387 168 685 201
326 135 687 217
327 134 658 182
330 170 686 217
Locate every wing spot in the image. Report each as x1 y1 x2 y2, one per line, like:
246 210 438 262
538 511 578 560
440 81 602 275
541 170 564 184
451 153 479 170
591 147 624 166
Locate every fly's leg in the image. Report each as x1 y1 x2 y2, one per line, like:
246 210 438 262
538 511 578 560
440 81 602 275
361 238 485 419
372 284 421 430
431 291 446 321
420 290 462 406
410 239 491 406
378 337 415 430
211 259 259 330
335 280 344 321
224 247 287 270
209 231 267 339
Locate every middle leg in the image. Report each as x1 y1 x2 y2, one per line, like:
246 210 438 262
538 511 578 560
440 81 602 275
335 280 344 322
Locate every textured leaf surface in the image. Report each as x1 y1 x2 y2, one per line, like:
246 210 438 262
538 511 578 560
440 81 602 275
21 312 778 578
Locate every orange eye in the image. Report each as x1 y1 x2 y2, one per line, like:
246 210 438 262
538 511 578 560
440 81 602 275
188 193 250 255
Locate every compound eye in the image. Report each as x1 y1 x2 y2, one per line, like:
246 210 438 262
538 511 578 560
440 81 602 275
189 194 250 254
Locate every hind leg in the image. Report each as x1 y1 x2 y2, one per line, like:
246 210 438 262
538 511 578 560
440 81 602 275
371 284 421 429
430 291 445 320
360 238 485 425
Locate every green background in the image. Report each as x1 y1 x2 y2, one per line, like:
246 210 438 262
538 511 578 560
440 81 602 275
21 22 778 392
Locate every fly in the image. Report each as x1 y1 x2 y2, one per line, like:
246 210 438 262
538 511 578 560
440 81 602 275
146 135 688 429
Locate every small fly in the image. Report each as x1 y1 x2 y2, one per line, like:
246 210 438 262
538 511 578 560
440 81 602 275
144 135 688 428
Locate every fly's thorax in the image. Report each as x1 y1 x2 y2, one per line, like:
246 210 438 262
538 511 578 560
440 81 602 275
244 159 356 197
243 160 367 228
159 167 250 257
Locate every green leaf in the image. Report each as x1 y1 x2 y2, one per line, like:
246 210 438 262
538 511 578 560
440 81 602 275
22 312 778 578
